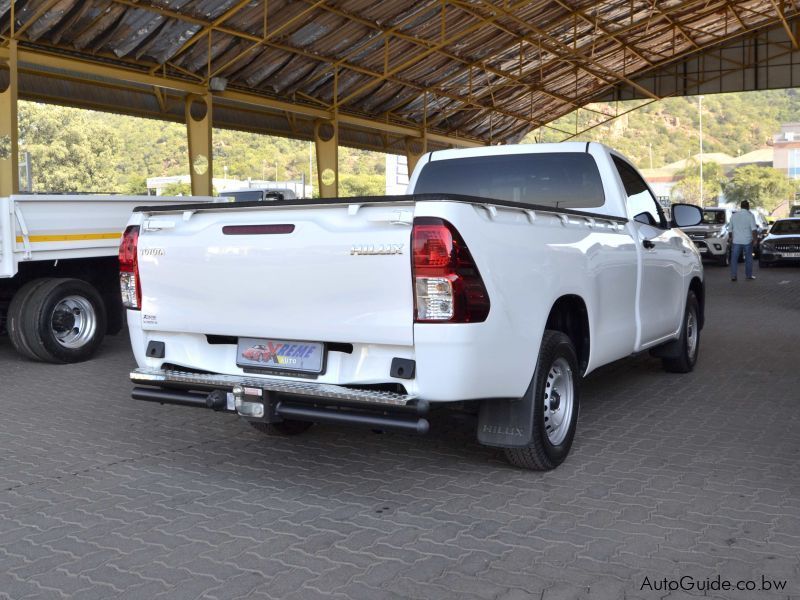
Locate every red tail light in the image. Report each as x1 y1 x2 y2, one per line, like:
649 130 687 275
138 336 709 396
119 225 141 310
411 217 490 323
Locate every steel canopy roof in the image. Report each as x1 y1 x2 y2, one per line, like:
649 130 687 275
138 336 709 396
1 1 799 151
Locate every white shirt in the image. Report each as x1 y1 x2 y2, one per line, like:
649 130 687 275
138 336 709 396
729 210 757 245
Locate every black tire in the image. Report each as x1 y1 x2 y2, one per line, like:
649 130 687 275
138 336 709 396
504 331 580 471
662 291 700 374
21 278 107 364
759 259 770 269
7 279 50 360
717 251 730 267
249 420 314 436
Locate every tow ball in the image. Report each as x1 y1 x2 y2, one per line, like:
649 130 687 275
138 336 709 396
231 385 281 422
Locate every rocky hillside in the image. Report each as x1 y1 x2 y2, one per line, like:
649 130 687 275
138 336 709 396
526 89 800 169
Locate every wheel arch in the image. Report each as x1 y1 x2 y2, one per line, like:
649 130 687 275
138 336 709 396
545 294 590 374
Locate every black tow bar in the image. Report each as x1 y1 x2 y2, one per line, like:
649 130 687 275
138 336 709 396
130 386 429 434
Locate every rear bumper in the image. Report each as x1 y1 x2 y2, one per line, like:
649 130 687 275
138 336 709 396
130 368 429 433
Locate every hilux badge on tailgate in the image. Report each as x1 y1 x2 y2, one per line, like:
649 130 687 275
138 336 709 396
350 243 404 255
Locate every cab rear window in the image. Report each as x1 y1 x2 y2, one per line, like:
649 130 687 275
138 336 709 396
414 153 605 209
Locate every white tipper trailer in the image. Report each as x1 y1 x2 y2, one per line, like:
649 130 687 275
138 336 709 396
0 194 212 363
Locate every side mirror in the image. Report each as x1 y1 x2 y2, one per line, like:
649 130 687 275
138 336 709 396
671 203 702 228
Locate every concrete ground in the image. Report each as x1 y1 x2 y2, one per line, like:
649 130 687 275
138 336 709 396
1 265 799 600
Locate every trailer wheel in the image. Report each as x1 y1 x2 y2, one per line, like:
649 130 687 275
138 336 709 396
7 279 50 360
22 278 107 363
249 420 314 436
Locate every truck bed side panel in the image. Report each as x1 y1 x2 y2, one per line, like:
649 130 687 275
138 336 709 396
412 201 638 400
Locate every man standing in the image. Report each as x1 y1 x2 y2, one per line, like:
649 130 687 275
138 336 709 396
728 200 758 281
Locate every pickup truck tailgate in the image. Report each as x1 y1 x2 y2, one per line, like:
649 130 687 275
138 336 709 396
136 204 415 346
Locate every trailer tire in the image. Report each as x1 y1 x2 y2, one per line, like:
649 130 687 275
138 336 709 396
21 278 107 363
7 279 50 360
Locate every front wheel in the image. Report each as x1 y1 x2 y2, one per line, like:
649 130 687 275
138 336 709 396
717 251 730 267
662 291 700 373
504 331 580 471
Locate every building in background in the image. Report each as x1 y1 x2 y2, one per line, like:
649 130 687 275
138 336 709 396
772 123 800 178
640 148 774 205
385 154 410 195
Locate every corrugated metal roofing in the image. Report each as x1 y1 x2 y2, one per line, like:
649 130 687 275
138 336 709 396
1 0 798 149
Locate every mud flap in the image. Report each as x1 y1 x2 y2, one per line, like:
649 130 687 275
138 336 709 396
477 396 534 448
648 337 682 359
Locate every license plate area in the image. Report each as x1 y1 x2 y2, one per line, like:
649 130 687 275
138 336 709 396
237 337 326 377
780 252 800 258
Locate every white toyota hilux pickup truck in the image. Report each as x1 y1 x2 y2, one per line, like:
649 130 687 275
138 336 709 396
125 143 705 470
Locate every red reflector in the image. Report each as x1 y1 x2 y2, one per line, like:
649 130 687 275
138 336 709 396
119 225 139 271
412 224 453 268
119 225 141 310
222 224 295 235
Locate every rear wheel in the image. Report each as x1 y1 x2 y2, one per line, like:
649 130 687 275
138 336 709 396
20 278 107 363
7 279 49 360
249 420 314 436
504 331 580 471
662 291 700 373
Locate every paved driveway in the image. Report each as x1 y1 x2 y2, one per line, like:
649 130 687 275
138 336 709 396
2 266 799 600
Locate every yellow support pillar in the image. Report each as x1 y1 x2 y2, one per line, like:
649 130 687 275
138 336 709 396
405 136 428 179
185 94 213 196
314 120 338 198
0 40 19 197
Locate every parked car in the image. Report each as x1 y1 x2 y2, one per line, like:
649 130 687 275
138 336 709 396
753 211 771 258
123 143 704 471
759 217 800 267
220 188 297 202
681 207 731 266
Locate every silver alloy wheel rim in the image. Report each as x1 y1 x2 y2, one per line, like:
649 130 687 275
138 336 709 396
543 357 574 446
50 295 97 349
686 308 698 361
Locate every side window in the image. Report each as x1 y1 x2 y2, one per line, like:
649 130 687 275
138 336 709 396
612 156 665 228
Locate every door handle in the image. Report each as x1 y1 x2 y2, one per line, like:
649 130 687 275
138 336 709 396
642 240 655 250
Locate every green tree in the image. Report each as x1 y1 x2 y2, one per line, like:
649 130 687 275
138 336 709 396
160 182 192 196
19 103 121 192
723 165 796 213
124 174 149 195
671 160 725 206
339 173 385 197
